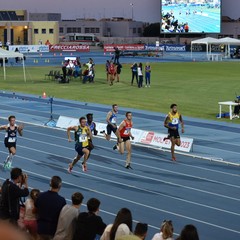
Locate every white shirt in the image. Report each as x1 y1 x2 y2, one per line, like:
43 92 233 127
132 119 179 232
100 223 131 240
151 232 174 240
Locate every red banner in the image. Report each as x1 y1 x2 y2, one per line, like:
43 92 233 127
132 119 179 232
49 44 90 52
104 44 145 52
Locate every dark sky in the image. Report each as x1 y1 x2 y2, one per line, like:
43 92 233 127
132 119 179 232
3 0 239 22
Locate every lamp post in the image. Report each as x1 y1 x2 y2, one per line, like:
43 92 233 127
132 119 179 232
130 3 134 20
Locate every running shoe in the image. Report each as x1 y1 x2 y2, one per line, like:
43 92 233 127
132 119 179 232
125 164 133 170
82 163 87 172
172 157 176 161
100 130 105 134
113 144 118 150
163 135 170 141
68 163 73 173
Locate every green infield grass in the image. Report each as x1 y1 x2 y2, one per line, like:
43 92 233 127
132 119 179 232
0 62 239 121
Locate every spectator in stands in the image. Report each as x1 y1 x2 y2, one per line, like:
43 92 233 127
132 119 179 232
100 207 132 240
131 63 138 86
54 192 84 240
176 224 199 240
0 220 30 240
35 176 66 239
233 99 240 119
151 220 174 240
0 168 29 225
117 222 148 240
73 197 106 240
23 189 40 238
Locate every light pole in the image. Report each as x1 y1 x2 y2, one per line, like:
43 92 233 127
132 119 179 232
130 3 134 20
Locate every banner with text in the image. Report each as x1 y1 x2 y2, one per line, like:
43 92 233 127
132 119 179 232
49 44 90 52
104 44 145 52
9 45 49 53
56 116 193 152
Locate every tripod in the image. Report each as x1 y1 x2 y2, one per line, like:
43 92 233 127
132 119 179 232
45 97 56 127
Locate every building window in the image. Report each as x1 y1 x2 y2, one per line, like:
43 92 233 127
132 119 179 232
138 28 142 34
90 28 95 33
67 28 72 33
34 29 39 34
77 28 81 33
49 29 54 34
96 28 100 33
42 29 46 34
133 28 136 34
72 27 76 32
59 27 64 33
85 28 90 33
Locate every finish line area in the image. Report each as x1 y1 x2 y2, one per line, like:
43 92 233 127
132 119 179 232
0 92 239 240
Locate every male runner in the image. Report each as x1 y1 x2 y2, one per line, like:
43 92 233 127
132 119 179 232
86 113 98 153
101 104 122 142
164 104 184 161
113 112 134 169
67 116 92 173
0 115 24 169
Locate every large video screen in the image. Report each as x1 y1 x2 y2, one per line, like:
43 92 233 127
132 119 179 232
161 0 221 33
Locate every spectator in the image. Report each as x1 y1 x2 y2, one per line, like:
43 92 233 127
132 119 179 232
151 220 174 240
145 63 151 87
233 99 240 119
131 63 138 86
0 220 31 240
113 47 120 64
35 176 66 239
0 168 29 224
53 192 84 240
116 63 122 82
176 224 199 240
73 197 106 240
137 63 143 88
100 208 132 240
23 188 40 237
108 61 116 86
117 222 148 240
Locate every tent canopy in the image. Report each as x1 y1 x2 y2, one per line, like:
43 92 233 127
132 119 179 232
0 48 26 81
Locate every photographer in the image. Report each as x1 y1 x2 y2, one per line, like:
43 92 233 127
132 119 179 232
0 168 29 224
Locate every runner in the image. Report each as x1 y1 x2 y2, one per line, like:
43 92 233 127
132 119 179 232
86 113 98 155
101 104 122 142
113 112 134 169
164 104 184 161
0 115 24 170
67 116 92 173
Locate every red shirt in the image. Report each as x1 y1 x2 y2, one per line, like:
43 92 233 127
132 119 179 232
120 120 133 137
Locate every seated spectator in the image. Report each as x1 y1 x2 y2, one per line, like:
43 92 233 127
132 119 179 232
35 176 66 240
100 208 132 240
53 192 84 240
73 197 106 240
151 220 174 240
23 189 40 238
117 222 148 240
176 224 199 240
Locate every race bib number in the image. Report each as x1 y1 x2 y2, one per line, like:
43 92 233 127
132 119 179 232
111 117 116 124
124 129 130 135
79 134 87 142
172 118 179 125
8 137 16 143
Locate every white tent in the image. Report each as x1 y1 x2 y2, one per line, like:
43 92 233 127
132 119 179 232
0 48 26 82
217 37 240 57
191 37 220 58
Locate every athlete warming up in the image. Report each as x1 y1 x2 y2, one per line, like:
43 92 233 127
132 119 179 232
113 112 134 169
0 115 24 170
164 104 184 161
67 116 92 173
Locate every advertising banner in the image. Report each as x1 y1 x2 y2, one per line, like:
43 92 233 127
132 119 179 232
49 44 90 52
9 45 49 53
104 44 145 52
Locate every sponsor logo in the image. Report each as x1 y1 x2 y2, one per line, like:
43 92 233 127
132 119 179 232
50 45 90 52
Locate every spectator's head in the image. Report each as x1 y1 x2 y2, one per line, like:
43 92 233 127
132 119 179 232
110 208 132 240
72 192 84 206
30 189 40 202
87 198 101 213
134 222 148 239
0 220 30 240
178 224 199 240
10 167 23 182
161 220 174 239
50 176 62 191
